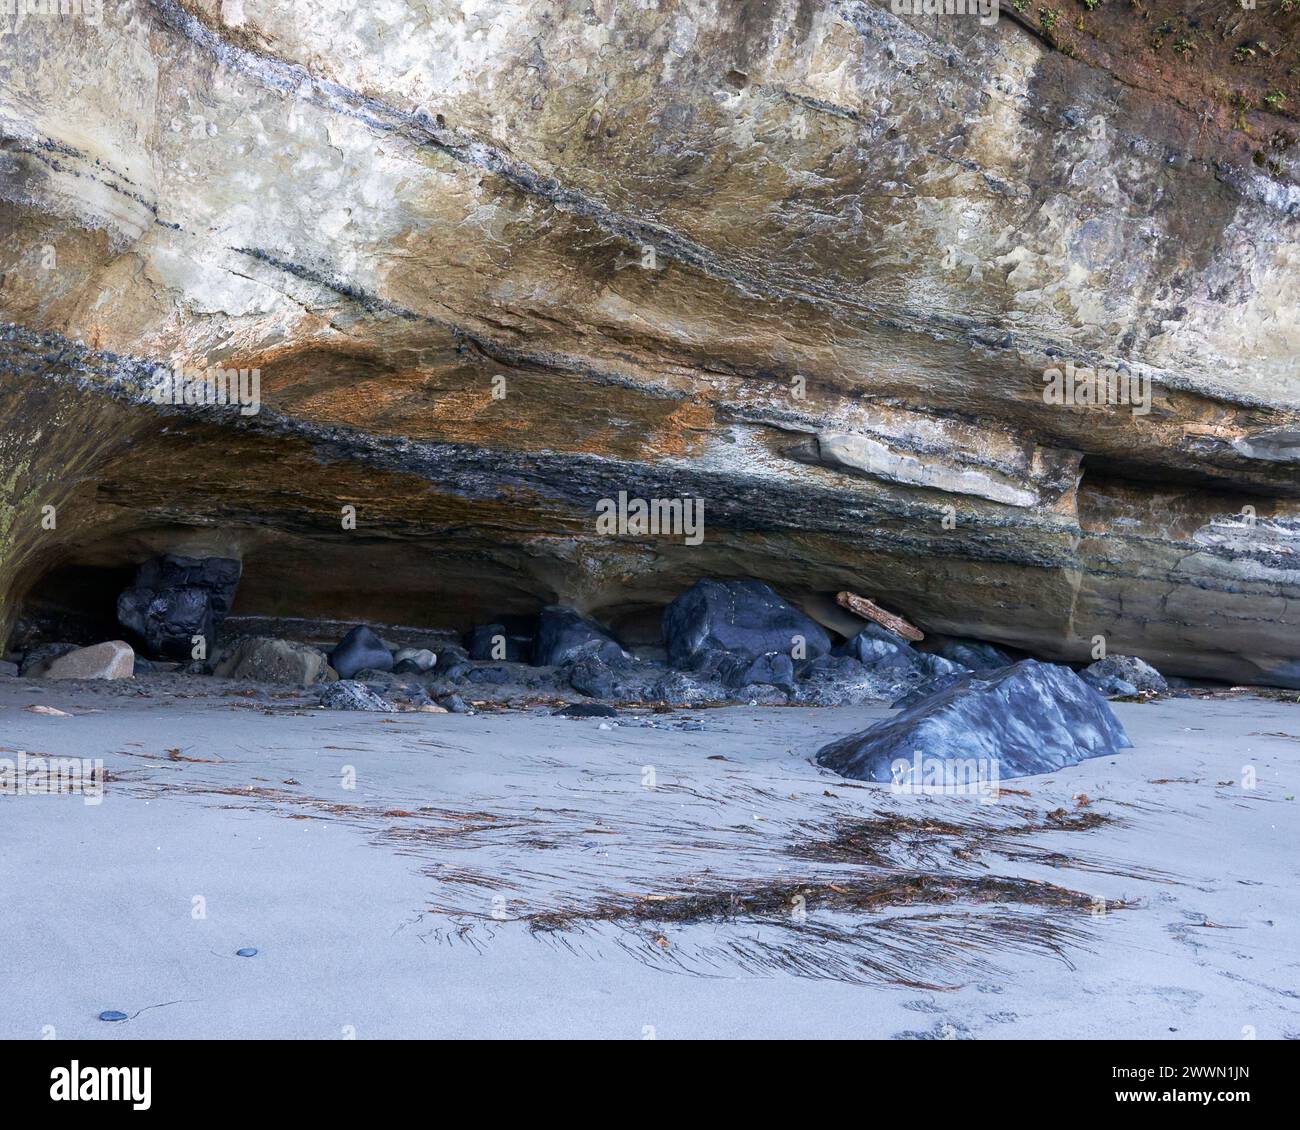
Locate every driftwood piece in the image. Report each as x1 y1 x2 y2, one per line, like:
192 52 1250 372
836 591 924 642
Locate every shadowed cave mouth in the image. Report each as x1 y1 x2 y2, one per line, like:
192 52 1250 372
10 548 646 655
7 533 860 664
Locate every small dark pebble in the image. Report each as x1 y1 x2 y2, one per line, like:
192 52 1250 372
236 947 258 957
98 1010 128 1022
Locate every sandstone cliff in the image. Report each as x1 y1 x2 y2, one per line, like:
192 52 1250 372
1 1 1297 683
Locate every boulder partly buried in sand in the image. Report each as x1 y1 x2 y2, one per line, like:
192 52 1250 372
46 641 135 680
662 579 831 667
214 638 329 686
815 659 1132 782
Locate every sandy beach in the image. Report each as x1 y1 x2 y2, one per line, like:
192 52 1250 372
2 677 1296 1040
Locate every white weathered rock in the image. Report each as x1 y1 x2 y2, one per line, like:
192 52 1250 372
46 641 135 681
393 648 437 672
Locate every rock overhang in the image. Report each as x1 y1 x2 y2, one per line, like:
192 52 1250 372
1 2 1298 686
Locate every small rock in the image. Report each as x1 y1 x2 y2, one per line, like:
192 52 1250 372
568 653 618 697
98 1010 129 1023
26 704 72 717
46 641 135 681
436 656 472 681
435 694 471 713
329 626 393 680
392 647 437 674
649 669 724 707
1081 654 1168 696
319 680 395 712
794 654 911 706
1082 671 1140 698
566 650 645 699
720 650 797 693
235 947 258 957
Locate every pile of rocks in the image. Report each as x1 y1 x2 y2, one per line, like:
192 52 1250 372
3 556 1175 745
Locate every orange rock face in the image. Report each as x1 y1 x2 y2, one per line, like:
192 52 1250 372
1 3 1298 684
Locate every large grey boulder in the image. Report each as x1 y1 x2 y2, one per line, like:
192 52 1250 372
117 555 242 659
662 579 831 668
214 638 328 686
46 641 135 680
816 659 1133 783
